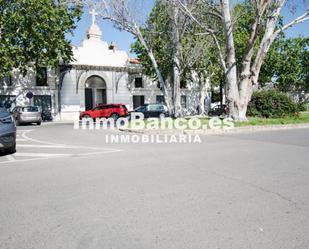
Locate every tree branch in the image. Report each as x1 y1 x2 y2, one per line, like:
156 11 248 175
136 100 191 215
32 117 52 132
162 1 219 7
273 12 309 38
177 0 227 72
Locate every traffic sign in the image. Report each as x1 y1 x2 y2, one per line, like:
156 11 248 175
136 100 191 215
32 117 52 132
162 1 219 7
26 92 34 99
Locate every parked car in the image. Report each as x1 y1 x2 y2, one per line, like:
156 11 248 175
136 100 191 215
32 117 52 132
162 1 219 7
0 108 16 154
80 104 128 120
208 104 229 117
129 104 169 118
11 106 42 125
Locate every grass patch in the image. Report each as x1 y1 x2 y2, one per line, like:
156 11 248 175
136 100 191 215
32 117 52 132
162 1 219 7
124 112 309 130
234 112 309 127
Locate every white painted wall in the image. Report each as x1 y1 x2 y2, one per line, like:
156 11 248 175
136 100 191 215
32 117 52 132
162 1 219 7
0 67 59 118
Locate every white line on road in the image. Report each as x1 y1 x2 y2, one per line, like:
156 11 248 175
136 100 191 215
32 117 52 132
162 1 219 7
14 153 67 157
17 144 120 151
0 129 124 166
17 144 87 149
16 139 27 142
20 130 120 151
5 155 16 162
0 149 123 166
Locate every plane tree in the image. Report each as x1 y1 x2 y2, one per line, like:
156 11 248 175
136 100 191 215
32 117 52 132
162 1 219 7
0 0 82 78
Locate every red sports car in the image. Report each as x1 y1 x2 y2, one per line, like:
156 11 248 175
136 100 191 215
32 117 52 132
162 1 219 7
80 104 128 120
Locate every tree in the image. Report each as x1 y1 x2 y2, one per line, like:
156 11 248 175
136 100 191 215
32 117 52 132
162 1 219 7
90 0 174 113
0 0 82 78
88 0 215 116
178 0 309 120
131 0 223 115
262 37 309 92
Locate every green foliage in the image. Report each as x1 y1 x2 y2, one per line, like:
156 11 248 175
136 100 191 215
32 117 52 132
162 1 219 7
264 38 308 92
130 0 223 86
233 1 257 64
131 1 172 81
234 113 309 127
296 101 308 112
0 0 82 78
247 91 298 118
232 1 308 92
131 0 308 96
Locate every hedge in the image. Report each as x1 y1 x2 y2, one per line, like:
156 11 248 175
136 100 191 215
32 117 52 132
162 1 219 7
247 91 299 118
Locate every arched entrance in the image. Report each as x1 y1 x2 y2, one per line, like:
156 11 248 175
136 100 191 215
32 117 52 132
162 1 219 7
84 75 107 110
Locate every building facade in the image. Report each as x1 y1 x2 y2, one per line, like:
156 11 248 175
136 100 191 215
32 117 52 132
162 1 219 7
1 11 209 121
0 66 59 117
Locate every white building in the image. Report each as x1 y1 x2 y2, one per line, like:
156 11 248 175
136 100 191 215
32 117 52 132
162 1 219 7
0 66 59 116
1 10 210 121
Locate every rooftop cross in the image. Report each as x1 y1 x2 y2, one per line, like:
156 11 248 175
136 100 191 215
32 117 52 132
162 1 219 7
90 9 98 25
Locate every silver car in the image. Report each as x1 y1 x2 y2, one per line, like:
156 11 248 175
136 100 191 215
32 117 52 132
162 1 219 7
12 106 42 126
0 108 16 154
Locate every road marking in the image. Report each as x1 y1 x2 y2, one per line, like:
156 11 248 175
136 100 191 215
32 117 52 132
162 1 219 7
16 139 27 142
21 130 61 146
0 149 122 166
17 130 33 133
17 144 86 149
17 144 119 151
0 129 124 166
20 130 121 151
14 153 67 157
6 155 16 162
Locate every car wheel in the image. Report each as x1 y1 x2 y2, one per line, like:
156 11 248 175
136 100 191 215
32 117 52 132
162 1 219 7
37 122 41 126
82 115 92 119
5 144 16 154
111 113 119 120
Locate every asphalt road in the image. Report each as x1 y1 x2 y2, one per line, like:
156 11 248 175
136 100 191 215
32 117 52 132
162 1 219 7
0 123 309 249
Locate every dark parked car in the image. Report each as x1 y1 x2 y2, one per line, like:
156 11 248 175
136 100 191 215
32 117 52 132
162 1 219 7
0 108 16 154
129 104 169 118
80 104 128 120
208 104 229 117
12 106 42 125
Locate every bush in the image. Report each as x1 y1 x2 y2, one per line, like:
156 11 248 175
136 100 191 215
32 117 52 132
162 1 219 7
247 91 298 118
296 101 308 112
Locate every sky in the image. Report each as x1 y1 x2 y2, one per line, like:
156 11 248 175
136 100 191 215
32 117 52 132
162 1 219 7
67 1 309 58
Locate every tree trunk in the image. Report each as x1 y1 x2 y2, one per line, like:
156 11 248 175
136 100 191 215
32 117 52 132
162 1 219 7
199 75 211 115
134 26 173 114
220 0 239 119
171 3 181 117
199 76 206 115
238 77 254 121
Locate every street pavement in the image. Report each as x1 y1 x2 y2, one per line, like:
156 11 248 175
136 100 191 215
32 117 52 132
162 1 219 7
0 123 309 249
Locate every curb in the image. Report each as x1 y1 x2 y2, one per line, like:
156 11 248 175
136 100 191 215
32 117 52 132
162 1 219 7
119 123 309 135
119 128 184 135
185 123 309 135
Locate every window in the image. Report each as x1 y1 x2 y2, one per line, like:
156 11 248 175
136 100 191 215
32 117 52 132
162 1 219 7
36 67 48 86
94 106 103 111
148 104 165 112
180 80 187 89
134 77 143 88
33 95 52 112
135 105 147 112
181 95 187 108
0 75 13 87
0 95 16 109
22 106 39 112
133 95 145 109
156 95 165 104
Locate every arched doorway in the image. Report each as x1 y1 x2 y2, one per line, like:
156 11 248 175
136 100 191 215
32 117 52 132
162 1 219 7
84 75 107 110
